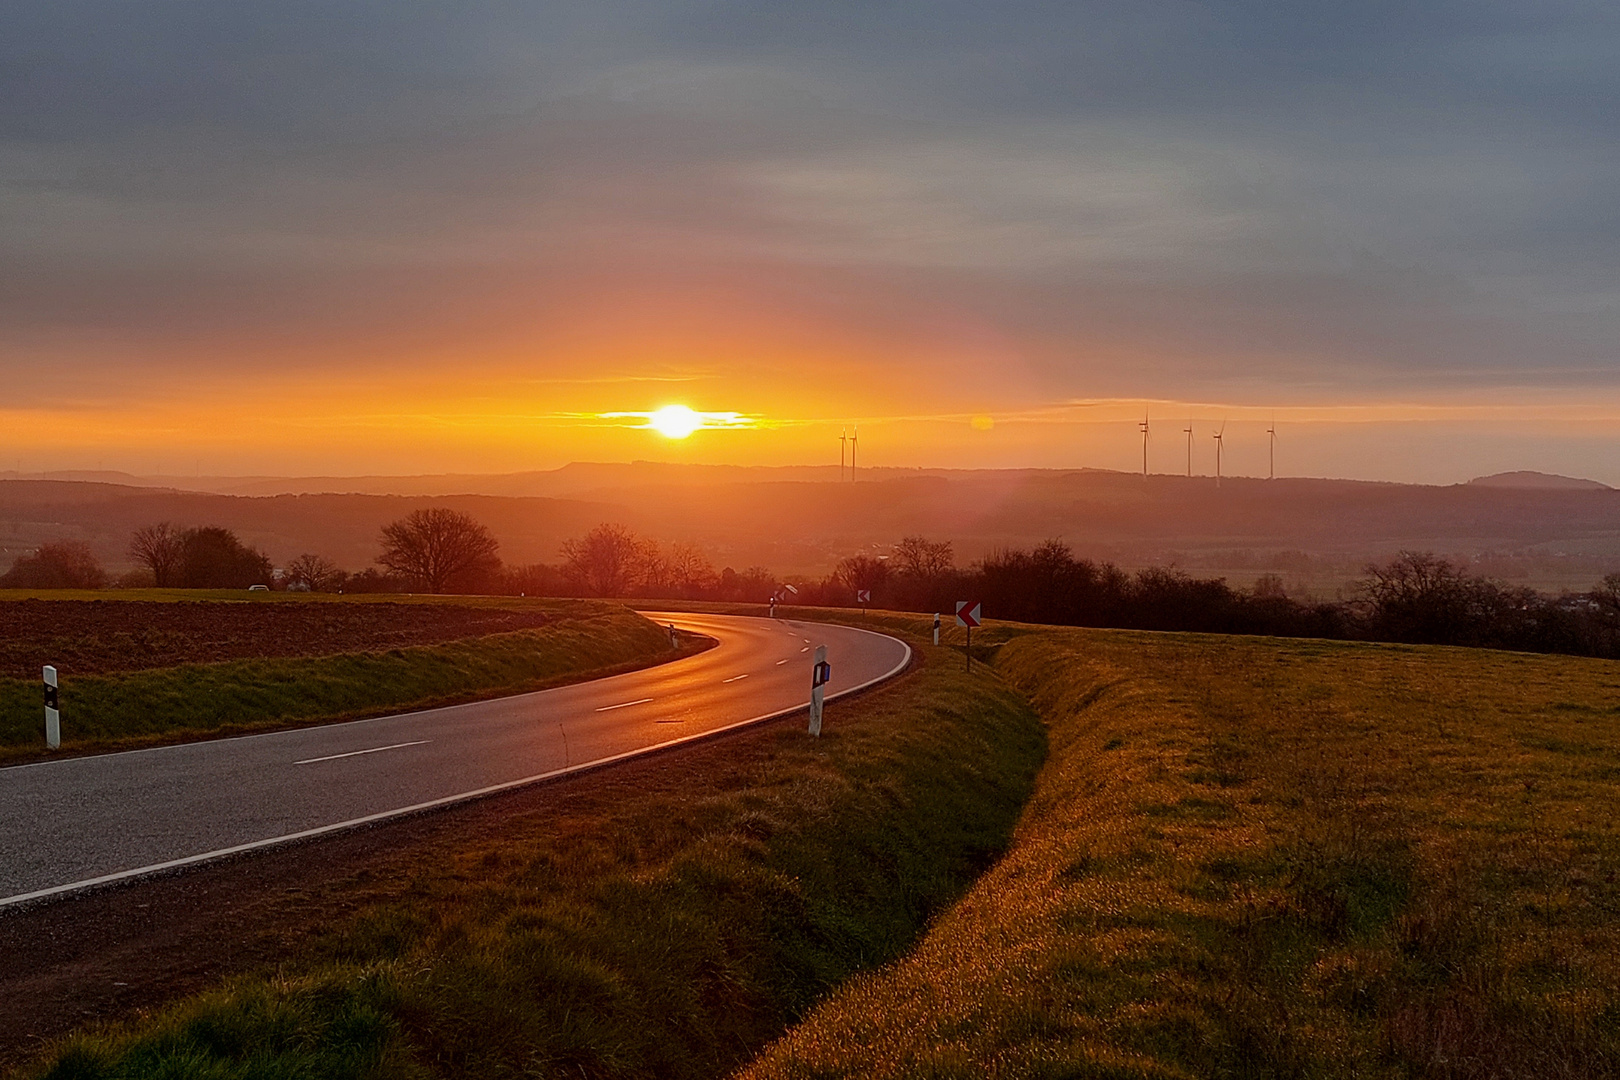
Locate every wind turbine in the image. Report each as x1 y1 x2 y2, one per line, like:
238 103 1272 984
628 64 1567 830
1266 417 1277 480
1183 421 1193 477
1212 422 1226 488
1138 410 1150 478
840 428 848 482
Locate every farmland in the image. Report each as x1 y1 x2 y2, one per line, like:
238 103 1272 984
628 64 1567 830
0 597 559 677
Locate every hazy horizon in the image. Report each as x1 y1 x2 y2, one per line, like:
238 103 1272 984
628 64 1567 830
1 458 1614 493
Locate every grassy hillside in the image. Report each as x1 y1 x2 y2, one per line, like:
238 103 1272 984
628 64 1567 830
0 600 680 760
743 627 1620 1078
18 624 1044 1079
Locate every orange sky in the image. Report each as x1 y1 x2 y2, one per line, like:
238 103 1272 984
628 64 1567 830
7 4 1620 484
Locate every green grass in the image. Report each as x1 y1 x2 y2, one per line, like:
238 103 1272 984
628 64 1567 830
0 604 679 761
18 621 1045 1080
741 626 1620 1079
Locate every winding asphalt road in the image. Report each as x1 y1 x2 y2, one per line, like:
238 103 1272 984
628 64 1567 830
0 612 910 908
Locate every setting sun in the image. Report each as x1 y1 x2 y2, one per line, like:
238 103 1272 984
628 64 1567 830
648 405 703 439
593 406 760 439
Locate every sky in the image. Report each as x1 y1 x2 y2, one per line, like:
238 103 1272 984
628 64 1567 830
5 1 1620 482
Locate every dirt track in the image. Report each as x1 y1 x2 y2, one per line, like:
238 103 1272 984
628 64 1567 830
0 601 554 678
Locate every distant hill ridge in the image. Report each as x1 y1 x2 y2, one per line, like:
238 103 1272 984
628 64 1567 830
8 463 1615 498
6 466 1620 581
1466 470 1610 490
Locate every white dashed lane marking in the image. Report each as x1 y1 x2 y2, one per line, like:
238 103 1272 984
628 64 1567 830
595 698 654 712
295 741 429 766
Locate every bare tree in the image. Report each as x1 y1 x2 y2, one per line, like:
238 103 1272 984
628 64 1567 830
668 542 719 598
286 553 344 592
636 537 670 596
835 553 889 599
894 535 954 579
1355 550 1520 645
560 523 644 597
377 508 502 593
129 522 184 587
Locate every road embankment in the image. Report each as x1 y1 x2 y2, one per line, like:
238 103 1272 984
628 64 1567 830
741 627 1620 1079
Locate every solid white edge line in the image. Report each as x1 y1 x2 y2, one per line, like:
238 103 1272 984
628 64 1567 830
293 740 429 766
0 621 911 911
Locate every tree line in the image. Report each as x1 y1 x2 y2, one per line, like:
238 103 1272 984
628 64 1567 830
0 513 777 599
815 539 1620 660
11 512 1620 661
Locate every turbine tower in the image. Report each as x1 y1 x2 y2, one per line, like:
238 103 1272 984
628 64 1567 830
840 428 848 482
850 426 858 482
1212 422 1226 488
1267 418 1277 480
1139 410 1150 478
1183 421 1193 477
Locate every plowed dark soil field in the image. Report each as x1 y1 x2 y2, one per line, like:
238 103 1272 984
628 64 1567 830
0 600 554 678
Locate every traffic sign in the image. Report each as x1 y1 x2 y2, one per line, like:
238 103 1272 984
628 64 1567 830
856 589 871 604
955 600 981 628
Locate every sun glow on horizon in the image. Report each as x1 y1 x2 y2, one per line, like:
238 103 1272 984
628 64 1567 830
649 404 703 438
594 406 760 438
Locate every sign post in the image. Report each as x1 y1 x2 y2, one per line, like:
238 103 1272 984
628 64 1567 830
856 588 870 617
955 601 982 671
932 612 940 646
809 645 831 736
43 665 60 750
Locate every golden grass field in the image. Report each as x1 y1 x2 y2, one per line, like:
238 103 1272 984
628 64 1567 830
743 624 1620 1078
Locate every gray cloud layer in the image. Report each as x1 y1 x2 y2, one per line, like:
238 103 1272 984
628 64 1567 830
5 1 1619 401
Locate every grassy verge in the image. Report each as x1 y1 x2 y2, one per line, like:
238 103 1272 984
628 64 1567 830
742 626 1620 1079
18 622 1045 1079
0 605 682 761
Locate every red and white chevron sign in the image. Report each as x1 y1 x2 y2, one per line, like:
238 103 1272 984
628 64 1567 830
856 589 871 604
955 600 981 627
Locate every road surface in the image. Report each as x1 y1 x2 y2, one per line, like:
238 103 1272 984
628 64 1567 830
0 612 910 908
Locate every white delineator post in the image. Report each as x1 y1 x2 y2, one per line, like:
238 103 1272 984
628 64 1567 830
43 665 60 750
809 645 831 736
933 613 940 646
668 623 679 649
